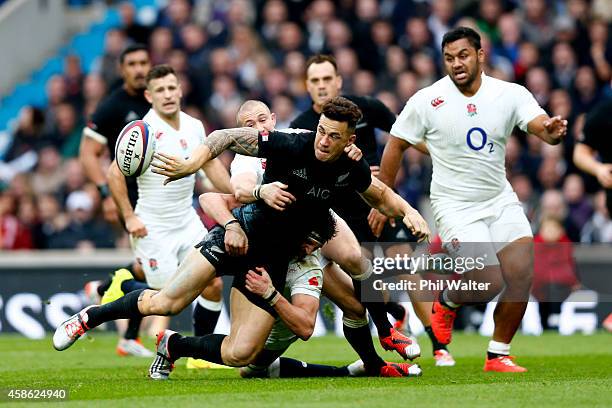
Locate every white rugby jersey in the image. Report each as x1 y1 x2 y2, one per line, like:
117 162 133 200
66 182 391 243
229 128 310 182
136 109 205 226
391 74 545 202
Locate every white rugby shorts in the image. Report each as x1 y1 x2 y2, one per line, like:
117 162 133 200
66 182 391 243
433 186 533 269
130 211 207 289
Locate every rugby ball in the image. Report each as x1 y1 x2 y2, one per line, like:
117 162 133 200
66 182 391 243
115 120 156 177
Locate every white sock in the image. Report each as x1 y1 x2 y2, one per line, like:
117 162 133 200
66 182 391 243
196 296 223 311
347 359 365 376
268 358 281 378
488 340 510 356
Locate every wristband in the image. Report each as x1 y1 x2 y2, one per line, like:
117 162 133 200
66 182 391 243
97 184 110 199
252 184 262 200
223 219 240 229
264 289 279 305
268 292 281 306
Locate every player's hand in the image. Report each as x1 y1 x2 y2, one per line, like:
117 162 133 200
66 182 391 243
260 182 296 211
344 144 363 161
224 223 248 256
543 115 568 142
367 208 396 238
126 214 147 238
596 163 612 189
402 208 430 243
101 196 120 224
151 152 197 185
370 165 380 178
245 267 273 297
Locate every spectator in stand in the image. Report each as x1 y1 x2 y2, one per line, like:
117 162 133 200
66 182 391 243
97 28 127 89
155 0 192 47
587 19 611 82
581 191 612 243
562 173 593 233
533 216 579 330
551 42 577 90
519 0 556 49
427 0 455 50
259 0 289 49
476 0 503 44
62 54 84 111
82 74 107 119
538 189 581 242
572 66 600 114
149 27 173 65
118 1 151 45
0 192 33 249
29 146 65 196
496 13 522 65
49 103 83 158
511 174 539 223
47 190 114 250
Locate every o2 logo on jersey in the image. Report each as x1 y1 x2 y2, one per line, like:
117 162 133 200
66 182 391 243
466 127 494 153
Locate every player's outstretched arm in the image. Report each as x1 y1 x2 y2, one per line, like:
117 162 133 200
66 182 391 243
245 267 319 340
107 161 147 238
527 114 568 145
360 177 430 242
152 127 260 184
199 193 248 256
201 158 233 193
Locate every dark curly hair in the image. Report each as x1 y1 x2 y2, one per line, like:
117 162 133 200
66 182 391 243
321 96 363 133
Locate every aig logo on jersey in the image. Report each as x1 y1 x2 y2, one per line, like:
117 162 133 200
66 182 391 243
467 103 478 117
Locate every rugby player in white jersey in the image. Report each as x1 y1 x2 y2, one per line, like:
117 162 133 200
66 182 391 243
229 100 421 377
373 27 567 372
107 64 232 368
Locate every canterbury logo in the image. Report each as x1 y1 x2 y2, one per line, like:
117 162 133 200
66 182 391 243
431 97 444 108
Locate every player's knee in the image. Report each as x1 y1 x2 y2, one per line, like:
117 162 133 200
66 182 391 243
148 295 184 316
210 277 224 295
503 259 533 290
224 343 259 366
201 277 224 301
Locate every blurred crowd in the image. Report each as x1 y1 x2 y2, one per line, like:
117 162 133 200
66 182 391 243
0 0 611 251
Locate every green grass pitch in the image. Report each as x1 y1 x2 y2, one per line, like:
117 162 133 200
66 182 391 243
0 332 610 407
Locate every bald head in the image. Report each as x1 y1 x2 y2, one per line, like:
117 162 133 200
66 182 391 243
236 100 276 133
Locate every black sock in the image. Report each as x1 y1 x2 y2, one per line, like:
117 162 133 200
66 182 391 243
353 278 393 337
192 302 222 336
487 351 508 360
121 279 150 294
86 289 145 329
385 302 406 321
343 323 385 375
168 333 226 364
97 278 112 296
278 357 349 377
425 325 446 353
123 316 143 340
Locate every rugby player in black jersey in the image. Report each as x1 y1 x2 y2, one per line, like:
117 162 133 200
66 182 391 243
292 54 454 365
53 97 430 378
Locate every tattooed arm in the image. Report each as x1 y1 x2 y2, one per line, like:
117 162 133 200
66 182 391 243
151 127 260 184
